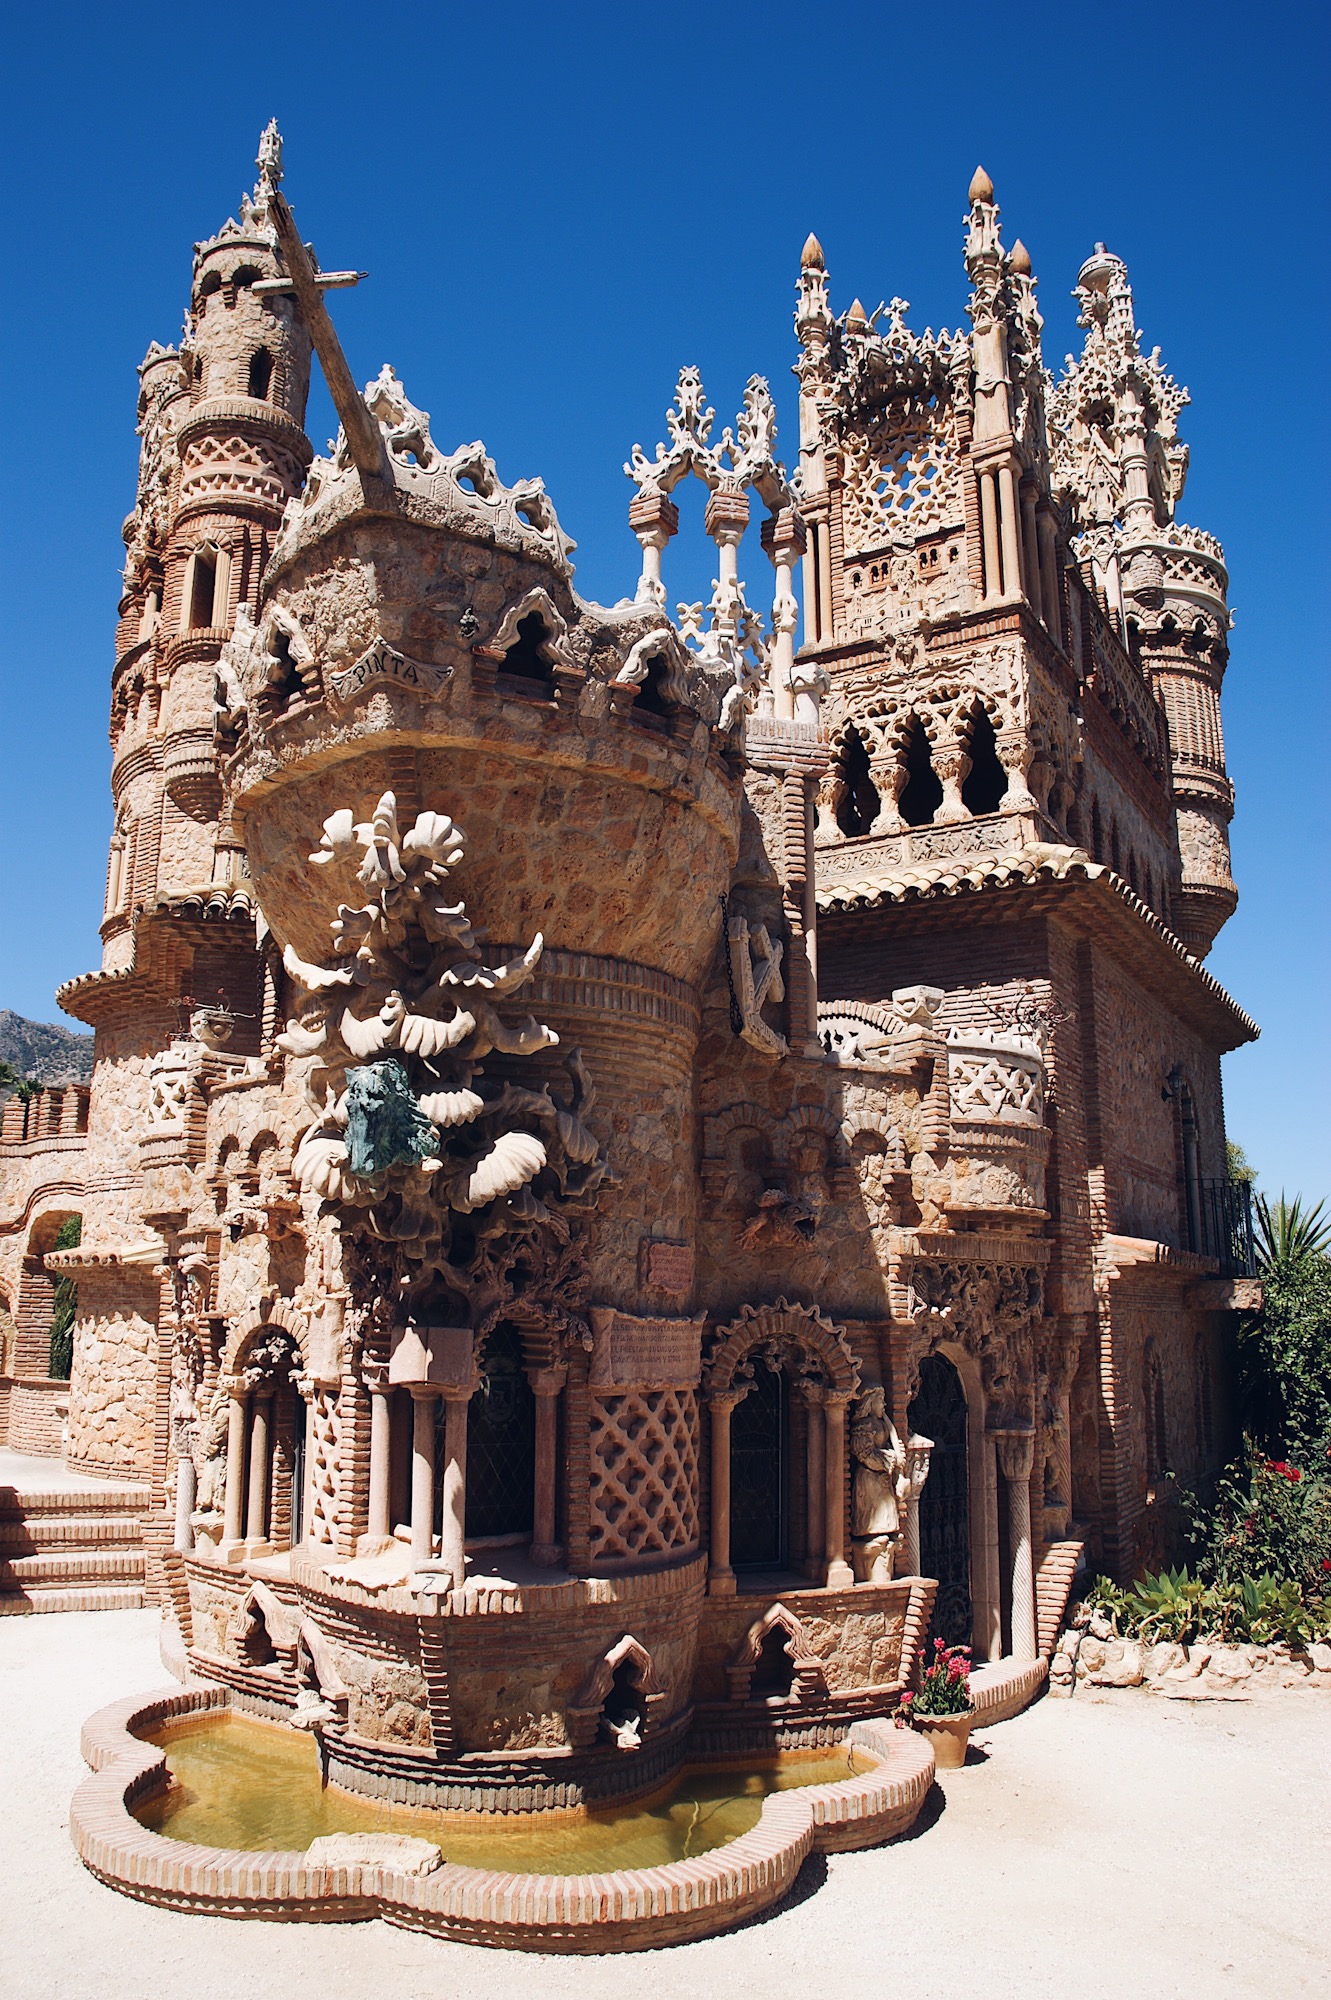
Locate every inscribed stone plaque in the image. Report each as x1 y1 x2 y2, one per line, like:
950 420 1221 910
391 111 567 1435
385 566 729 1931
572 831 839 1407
588 1308 704 1390
327 637 447 708
640 1238 694 1297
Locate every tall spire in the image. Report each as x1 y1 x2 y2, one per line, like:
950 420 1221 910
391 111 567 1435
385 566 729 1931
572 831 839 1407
257 117 283 195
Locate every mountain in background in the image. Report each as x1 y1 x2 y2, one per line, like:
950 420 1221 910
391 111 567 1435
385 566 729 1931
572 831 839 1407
0 1010 95 1086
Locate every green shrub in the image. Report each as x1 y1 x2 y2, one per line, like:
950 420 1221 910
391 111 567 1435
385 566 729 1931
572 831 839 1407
46 1215 81 1380
1082 1561 1327 1649
1185 1440 1331 1605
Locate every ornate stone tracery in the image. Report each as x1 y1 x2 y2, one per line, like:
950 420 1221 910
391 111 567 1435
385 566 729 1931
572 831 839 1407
278 790 608 1315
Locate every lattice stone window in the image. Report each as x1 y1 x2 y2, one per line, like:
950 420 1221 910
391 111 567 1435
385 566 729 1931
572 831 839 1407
588 1388 700 1562
842 401 959 555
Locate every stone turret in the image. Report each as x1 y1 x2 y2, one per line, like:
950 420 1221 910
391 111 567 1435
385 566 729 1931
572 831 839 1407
155 126 314 825
1051 247 1237 953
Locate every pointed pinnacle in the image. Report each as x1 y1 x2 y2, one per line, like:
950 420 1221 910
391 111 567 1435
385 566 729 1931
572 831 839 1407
968 164 994 205
801 231 825 271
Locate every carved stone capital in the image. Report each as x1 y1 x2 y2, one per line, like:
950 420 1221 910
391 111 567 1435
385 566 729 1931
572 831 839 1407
991 1426 1036 1482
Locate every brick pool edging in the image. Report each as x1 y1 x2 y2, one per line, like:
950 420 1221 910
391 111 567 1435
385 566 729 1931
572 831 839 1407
71 1685 937 1951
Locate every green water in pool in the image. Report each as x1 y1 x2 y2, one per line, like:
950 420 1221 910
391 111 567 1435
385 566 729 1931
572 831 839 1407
133 1713 861 1873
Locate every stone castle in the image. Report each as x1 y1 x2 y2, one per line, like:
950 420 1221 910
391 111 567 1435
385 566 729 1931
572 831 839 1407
1 133 1257 1792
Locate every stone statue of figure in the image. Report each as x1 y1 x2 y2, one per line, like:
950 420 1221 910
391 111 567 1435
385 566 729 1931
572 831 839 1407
850 1385 910 1584
192 1398 231 1529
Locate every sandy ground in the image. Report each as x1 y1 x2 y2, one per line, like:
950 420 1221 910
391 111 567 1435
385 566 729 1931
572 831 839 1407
2 1609 1327 2000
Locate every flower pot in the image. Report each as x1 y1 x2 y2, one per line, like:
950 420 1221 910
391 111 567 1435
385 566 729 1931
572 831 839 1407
913 1711 973 1769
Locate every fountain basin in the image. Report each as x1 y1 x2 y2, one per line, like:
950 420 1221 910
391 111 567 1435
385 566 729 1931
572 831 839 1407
74 1684 935 1951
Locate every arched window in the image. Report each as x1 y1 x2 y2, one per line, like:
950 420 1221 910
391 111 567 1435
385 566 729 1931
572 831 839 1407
908 1353 971 1644
228 1329 305 1550
247 347 274 400
632 649 675 721
960 708 1009 816
188 549 217 630
729 1364 789 1569
706 1303 860 1590
833 723 880 836
898 719 944 827
456 1322 536 1542
500 611 556 693
1144 1339 1168 1485
1090 799 1104 862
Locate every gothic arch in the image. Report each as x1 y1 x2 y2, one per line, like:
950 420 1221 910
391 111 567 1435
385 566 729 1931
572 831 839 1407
776 1104 851 1186
705 1298 859 1399
957 699 1009 816
725 1601 827 1703
481 586 575 675
616 627 691 710
567 1632 668 1747
228 1302 308 1379
707 1101 771 1152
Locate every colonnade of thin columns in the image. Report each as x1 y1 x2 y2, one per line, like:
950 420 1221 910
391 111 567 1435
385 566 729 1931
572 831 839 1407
705 1381 855 1598
360 1369 567 1583
220 1385 288 1554
976 459 1061 638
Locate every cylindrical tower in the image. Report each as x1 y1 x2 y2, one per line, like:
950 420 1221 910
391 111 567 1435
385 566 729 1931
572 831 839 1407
1125 536 1237 954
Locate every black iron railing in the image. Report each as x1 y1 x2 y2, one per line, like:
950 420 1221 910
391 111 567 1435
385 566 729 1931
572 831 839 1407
1198 1176 1256 1277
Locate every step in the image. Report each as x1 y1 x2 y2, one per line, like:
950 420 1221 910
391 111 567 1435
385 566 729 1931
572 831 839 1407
0 1486 147 1520
0 1584 146 1615
0 1514 143 1553
0 1548 146 1587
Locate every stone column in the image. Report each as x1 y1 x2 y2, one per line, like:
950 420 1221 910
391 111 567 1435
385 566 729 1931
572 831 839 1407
762 505 807 721
995 1428 1038 1662
245 1392 272 1544
438 1387 472 1589
902 1432 934 1577
979 470 1002 602
300 1382 319 1546
816 518 834 643
933 746 970 824
1037 509 1061 636
222 1391 247 1548
628 491 678 608
409 1388 437 1564
172 1452 196 1554
706 1392 742 1597
980 1430 1003 1661
704 488 750 645
530 1368 567 1566
998 462 1023 599
1020 482 1040 612
823 1392 855 1589
363 1375 394 1551
803 1388 825 1579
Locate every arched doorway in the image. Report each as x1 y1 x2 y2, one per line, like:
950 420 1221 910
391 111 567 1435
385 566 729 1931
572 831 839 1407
909 1353 971 1644
457 1322 536 1543
729 1365 788 1570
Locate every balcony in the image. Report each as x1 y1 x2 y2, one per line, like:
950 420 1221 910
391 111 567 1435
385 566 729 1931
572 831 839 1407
1197 1176 1256 1278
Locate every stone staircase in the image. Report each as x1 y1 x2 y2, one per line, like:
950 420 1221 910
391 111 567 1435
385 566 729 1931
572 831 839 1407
0 1457 148 1614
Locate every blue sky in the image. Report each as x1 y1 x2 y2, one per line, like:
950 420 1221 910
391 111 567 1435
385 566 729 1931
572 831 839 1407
1 1 1326 1200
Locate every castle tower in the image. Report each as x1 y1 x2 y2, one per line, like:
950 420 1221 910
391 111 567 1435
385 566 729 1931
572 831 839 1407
795 174 1256 1585
150 122 314 834
1050 247 1237 954
793 170 1179 906
52 130 321 1482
